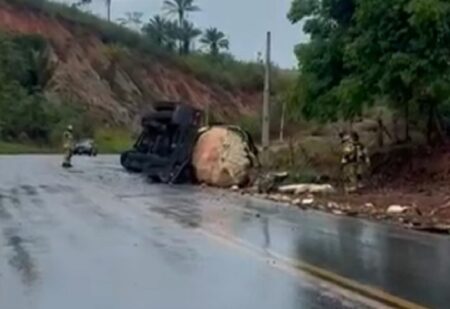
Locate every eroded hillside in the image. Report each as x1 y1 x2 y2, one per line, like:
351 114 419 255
0 2 261 130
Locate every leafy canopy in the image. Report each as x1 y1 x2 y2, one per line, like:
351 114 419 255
288 0 450 131
163 0 200 26
200 27 229 57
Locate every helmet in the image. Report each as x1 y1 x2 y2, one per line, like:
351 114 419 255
67 125 73 131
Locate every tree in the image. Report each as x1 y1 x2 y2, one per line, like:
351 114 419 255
73 0 91 8
117 11 144 31
200 27 229 57
288 0 450 142
73 0 111 22
347 0 450 141
163 0 200 27
72 0 92 9
288 0 356 122
177 21 201 54
142 15 167 46
142 15 178 50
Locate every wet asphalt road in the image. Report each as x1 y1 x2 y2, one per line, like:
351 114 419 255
0 156 449 309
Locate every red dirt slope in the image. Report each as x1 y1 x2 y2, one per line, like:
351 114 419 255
0 3 261 129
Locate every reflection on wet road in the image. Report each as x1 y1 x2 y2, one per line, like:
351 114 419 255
0 156 447 309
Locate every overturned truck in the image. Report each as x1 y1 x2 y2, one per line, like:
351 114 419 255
121 102 259 187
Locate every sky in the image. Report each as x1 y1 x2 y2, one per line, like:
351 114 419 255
59 0 308 68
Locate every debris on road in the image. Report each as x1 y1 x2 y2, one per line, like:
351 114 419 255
300 196 315 206
230 185 240 191
278 183 335 195
386 205 410 215
254 172 289 194
364 203 375 209
119 103 450 236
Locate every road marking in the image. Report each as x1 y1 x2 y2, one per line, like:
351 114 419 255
197 227 428 309
140 198 428 309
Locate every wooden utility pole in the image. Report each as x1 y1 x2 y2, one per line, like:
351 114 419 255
106 0 111 22
262 31 271 150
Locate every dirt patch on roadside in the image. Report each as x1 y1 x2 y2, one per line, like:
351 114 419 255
246 145 450 235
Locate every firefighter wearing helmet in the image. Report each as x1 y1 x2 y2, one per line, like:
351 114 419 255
62 125 74 168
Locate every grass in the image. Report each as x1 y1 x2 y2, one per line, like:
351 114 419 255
0 127 134 154
94 128 134 154
0 141 55 154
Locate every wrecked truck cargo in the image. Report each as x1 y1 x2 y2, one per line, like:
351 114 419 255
192 126 259 187
120 102 259 186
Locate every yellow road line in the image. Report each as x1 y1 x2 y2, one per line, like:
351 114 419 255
142 202 427 309
197 227 428 309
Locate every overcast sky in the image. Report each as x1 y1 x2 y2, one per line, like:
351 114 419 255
58 0 307 68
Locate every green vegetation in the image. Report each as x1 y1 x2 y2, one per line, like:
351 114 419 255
288 0 450 144
0 0 290 153
142 15 179 52
0 32 98 151
162 0 201 54
94 128 133 153
0 141 55 154
163 0 200 27
179 53 265 90
0 33 59 143
117 11 144 30
200 28 230 57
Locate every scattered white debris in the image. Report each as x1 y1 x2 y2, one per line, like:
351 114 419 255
278 184 335 195
268 194 292 204
301 197 315 206
387 205 410 214
274 172 289 178
327 202 339 209
364 203 375 208
231 185 239 191
292 198 302 206
281 195 292 203
277 184 300 193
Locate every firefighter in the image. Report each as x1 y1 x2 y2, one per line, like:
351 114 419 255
340 132 358 193
62 125 74 168
352 132 370 189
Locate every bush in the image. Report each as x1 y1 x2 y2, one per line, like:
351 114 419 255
0 32 95 145
177 53 265 91
236 114 261 142
95 128 133 153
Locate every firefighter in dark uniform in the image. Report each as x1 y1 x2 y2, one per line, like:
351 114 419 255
62 125 74 168
340 131 370 193
352 132 370 189
340 132 358 193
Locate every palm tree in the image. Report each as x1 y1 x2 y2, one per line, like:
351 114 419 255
163 0 200 27
142 16 167 46
166 21 182 51
200 27 229 57
118 12 144 30
142 15 178 50
177 21 201 54
73 0 91 8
